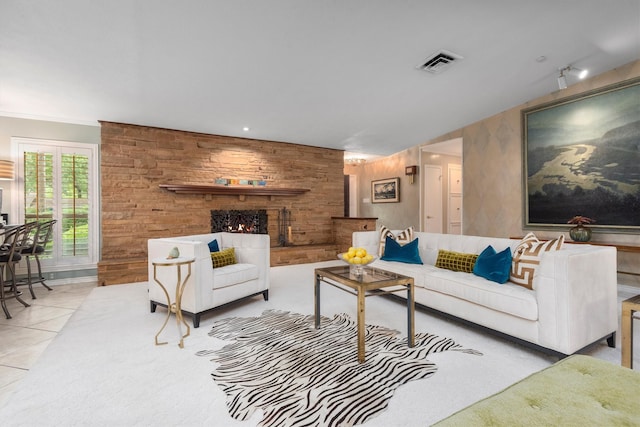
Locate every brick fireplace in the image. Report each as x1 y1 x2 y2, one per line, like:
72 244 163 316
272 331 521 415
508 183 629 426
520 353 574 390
98 121 348 285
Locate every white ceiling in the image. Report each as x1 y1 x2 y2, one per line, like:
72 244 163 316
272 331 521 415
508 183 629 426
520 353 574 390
1 1 639 156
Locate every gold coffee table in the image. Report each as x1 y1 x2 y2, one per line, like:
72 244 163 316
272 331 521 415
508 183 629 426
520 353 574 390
151 257 195 348
314 265 415 363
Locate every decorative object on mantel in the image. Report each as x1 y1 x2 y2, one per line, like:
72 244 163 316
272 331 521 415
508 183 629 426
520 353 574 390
167 247 180 259
568 215 595 242
159 184 310 201
214 178 267 186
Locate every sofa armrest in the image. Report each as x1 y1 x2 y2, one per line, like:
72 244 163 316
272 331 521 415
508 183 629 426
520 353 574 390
535 245 617 354
352 231 379 256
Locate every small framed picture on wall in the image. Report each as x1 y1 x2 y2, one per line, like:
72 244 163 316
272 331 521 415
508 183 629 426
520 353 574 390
371 177 400 203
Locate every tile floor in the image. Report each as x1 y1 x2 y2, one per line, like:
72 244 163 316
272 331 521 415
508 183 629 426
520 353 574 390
0 279 97 406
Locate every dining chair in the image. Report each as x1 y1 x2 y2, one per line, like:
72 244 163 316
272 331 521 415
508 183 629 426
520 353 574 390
19 219 57 299
0 222 37 319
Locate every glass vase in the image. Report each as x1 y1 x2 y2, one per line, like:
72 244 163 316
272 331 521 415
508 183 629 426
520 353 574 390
569 225 592 242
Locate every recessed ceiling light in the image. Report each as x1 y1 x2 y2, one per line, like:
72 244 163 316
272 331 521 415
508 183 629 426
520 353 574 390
242 127 250 132
535 56 547 63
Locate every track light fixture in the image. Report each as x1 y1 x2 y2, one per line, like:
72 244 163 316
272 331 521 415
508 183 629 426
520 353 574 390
557 65 588 90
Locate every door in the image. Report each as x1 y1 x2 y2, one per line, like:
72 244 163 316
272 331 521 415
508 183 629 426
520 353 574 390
448 164 462 234
424 165 443 233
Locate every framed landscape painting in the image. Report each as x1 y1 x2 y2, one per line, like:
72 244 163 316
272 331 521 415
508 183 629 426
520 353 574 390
372 177 400 203
522 77 640 231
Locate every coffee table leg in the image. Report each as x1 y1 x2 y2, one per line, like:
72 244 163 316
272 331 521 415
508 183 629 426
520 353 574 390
407 280 415 348
357 287 365 363
314 273 321 328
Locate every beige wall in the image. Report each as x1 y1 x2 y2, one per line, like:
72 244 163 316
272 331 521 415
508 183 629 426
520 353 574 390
355 145 421 230
458 60 640 245
356 59 640 286
0 116 100 219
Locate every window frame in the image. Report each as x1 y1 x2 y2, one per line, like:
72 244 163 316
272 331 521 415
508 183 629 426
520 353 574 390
10 137 99 274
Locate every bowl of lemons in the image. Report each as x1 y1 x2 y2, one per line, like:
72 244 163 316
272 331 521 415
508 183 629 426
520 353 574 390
338 247 376 276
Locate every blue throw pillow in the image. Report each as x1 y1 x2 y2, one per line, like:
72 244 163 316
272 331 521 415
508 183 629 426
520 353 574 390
472 245 512 284
208 239 220 252
381 236 423 265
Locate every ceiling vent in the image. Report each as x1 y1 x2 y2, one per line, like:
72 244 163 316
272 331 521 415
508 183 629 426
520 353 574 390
417 49 464 74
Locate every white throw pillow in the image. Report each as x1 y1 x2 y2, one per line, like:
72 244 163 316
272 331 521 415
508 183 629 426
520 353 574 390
378 225 414 256
510 232 564 289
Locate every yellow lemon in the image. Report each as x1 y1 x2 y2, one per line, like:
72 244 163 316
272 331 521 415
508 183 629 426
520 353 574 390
347 248 357 257
351 256 362 264
364 254 374 263
355 249 366 258
342 253 350 261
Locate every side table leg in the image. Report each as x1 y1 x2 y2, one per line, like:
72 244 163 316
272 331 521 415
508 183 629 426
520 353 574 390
175 263 192 349
621 302 633 368
153 265 171 346
357 287 365 363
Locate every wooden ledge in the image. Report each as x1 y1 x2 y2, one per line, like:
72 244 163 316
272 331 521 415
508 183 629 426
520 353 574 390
160 184 310 201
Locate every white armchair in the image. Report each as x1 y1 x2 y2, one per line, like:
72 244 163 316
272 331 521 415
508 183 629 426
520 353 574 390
147 232 270 327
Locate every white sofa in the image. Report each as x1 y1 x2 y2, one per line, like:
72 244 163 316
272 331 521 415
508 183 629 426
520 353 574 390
353 230 618 356
147 232 270 327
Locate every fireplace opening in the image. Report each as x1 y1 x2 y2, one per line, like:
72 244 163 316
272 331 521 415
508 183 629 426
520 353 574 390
211 210 268 234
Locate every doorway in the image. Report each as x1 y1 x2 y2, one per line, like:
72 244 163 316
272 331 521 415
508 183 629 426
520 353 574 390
420 138 463 233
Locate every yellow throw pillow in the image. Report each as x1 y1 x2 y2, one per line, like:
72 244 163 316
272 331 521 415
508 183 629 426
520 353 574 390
211 247 237 268
510 232 564 289
435 249 478 273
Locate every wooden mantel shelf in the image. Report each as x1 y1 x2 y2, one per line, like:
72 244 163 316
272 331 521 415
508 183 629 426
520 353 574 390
160 184 310 201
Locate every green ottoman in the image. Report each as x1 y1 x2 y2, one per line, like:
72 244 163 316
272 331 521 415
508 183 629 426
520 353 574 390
433 355 640 426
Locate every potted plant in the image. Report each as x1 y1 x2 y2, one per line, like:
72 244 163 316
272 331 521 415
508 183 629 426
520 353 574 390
567 216 595 242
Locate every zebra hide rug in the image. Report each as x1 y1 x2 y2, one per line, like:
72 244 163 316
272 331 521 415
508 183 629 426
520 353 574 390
196 309 480 427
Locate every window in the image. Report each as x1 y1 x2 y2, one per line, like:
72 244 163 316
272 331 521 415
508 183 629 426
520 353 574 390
13 138 98 273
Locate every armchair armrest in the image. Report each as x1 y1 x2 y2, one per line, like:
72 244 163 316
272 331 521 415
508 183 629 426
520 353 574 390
147 238 214 312
219 233 270 290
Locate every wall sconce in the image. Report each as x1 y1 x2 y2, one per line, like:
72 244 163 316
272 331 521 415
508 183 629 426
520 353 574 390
405 165 418 184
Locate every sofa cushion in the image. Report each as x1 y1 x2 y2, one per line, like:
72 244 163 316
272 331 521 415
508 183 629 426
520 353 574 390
427 269 539 321
211 247 237 268
378 225 414 256
436 249 478 273
381 236 423 264
208 239 220 252
511 233 564 289
473 245 512 284
212 263 259 289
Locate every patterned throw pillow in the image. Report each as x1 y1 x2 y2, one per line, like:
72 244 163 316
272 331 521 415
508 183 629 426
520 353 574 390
510 232 564 290
378 225 414 256
211 247 237 268
435 249 479 273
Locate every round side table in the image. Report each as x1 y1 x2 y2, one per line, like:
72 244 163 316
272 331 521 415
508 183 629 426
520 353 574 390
151 256 195 348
